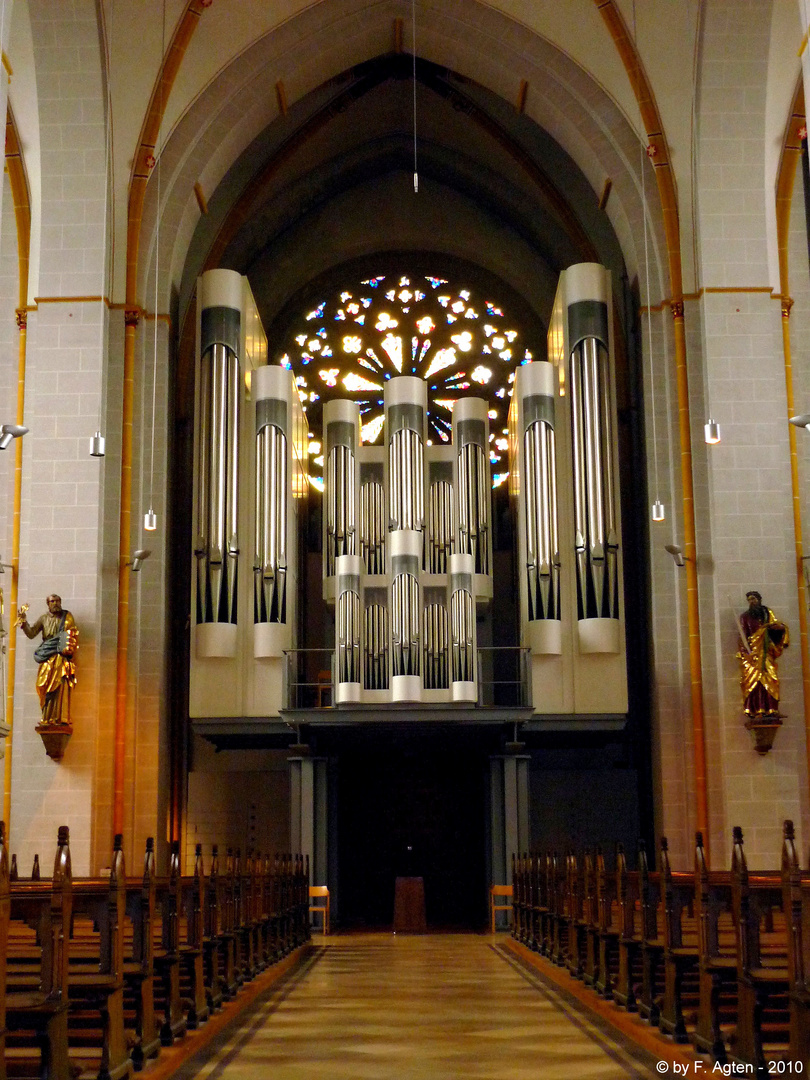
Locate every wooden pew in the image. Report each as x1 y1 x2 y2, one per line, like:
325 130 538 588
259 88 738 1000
178 844 209 1031
0 823 9 1080
582 848 600 987
693 830 736 1061
124 838 160 1071
67 834 132 1080
5 826 72 1080
202 845 225 1013
782 819 810 1072
153 842 186 1046
565 850 586 979
614 841 642 1011
729 826 790 1077
659 836 699 1042
637 841 665 1024
595 845 620 998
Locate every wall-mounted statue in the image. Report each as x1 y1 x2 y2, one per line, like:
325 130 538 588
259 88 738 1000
18 594 78 726
736 590 789 754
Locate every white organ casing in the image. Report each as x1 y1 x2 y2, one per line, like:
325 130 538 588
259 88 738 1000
511 262 627 715
323 375 493 706
189 269 306 719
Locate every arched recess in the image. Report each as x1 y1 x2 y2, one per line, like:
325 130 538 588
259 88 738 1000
129 0 683 850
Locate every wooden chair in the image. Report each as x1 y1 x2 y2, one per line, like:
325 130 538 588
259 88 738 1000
309 885 330 934
315 671 332 708
490 884 513 933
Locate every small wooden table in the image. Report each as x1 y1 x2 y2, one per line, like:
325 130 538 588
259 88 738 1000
393 876 426 933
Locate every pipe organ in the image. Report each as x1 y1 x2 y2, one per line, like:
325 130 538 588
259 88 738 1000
190 269 307 719
511 262 627 715
323 375 492 705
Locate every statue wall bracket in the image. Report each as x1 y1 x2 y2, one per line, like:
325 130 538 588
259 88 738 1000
36 721 72 762
744 713 783 755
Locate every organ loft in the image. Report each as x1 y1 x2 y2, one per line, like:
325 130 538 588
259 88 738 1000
1 2 810 1076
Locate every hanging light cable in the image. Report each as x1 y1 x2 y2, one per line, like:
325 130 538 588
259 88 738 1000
144 0 165 532
412 0 418 193
634 1 664 522
91 0 114 457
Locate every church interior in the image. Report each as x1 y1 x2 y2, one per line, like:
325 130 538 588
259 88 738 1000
1 0 810 1075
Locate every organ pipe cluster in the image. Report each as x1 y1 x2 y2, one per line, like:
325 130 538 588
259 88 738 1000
510 263 627 716
190 269 306 720
194 271 241 632
323 375 492 705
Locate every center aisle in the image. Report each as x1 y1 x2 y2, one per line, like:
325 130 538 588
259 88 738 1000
171 935 660 1080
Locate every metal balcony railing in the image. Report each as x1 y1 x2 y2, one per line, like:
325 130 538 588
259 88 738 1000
283 646 531 711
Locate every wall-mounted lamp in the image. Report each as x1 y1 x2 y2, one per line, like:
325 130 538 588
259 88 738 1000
0 424 28 450
789 414 810 431
651 500 665 522
704 418 721 444
127 549 151 572
90 431 105 457
665 543 686 567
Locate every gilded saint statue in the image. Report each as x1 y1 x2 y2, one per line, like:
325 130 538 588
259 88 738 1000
736 591 788 718
18 594 78 725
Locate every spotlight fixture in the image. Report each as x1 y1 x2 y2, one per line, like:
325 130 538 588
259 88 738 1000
704 418 721 444
665 543 685 567
789 414 810 430
90 431 106 457
144 508 157 532
0 424 28 450
651 500 665 522
128 549 152 572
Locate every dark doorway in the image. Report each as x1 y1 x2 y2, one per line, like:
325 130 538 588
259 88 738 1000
337 733 488 930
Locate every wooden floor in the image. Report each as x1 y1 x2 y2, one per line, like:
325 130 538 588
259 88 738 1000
164 934 663 1080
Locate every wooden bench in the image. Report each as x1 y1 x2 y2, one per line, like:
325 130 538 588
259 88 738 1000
124 838 160 1071
730 826 790 1076
693 831 736 1061
782 820 810 1072
0 823 9 1080
6 826 72 1080
565 850 586 979
659 837 699 1042
68 834 132 1080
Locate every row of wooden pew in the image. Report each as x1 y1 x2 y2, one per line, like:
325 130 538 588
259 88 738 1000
0 823 311 1080
512 821 810 1077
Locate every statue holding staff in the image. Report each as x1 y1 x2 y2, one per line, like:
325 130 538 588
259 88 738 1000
18 594 78 725
736 590 788 718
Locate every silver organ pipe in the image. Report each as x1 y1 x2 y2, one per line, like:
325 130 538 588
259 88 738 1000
522 371 559 622
335 555 362 703
254 392 288 624
363 600 389 690
359 473 385 574
323 403 358 583
568 293 618 620
449 554 476 700
385 378 426 535
426 479 453 573
196 279 241 625
391 571 420 677
422 596 449 689
454 400 490 577
390 529 422 692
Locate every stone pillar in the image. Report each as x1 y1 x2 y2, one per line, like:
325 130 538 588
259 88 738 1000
289 752 328 887
489 752 530 928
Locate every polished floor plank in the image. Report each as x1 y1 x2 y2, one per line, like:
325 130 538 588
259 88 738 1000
175 935 659 1080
